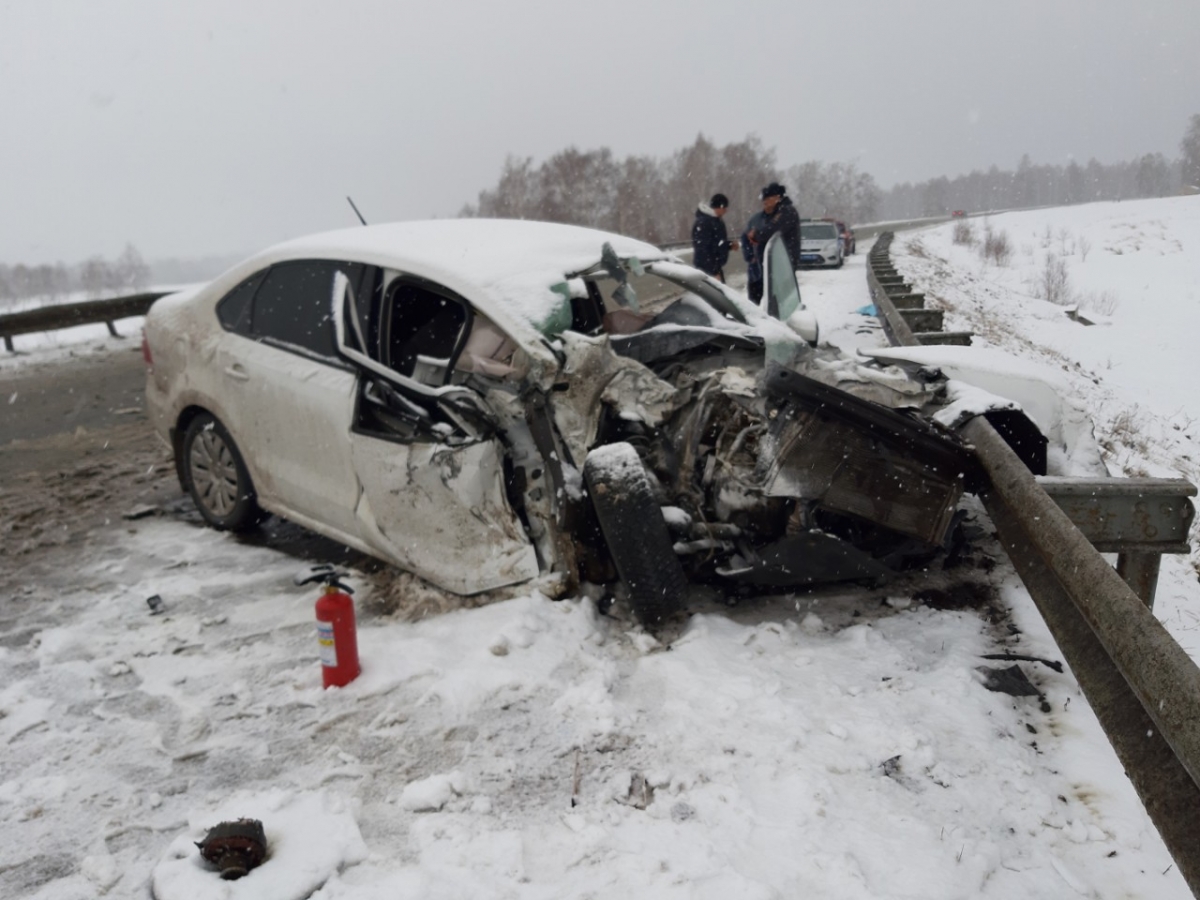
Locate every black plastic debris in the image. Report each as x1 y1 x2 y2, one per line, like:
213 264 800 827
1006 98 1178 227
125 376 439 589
981 652 1063 673
881 755 902 778
146 594 165 615
196 818 267 880
879 754 924 792
977 664 1040 697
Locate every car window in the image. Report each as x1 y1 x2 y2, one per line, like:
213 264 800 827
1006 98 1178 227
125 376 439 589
215 271 265 334
801 223 838 240
382 279 469 383
252 260 366 359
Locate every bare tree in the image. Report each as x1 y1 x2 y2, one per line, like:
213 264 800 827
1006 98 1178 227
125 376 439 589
116 244 150 291
849 167 882 222
1181 113 1200 190
715 134 779 224
466 155 540 219
538 147 621 230
980 224 1013 266
1081 289 1119 315
666 133 720 230
784 160 879 224
80 257 111 299
615 155 668 243
1039 254 1072 306
10 264 32 299
785 160 824 218
1135 153 1172 197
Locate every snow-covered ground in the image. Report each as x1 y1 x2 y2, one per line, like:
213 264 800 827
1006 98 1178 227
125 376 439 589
2 212 1199 898
0 316 149 374
891 196 1200 659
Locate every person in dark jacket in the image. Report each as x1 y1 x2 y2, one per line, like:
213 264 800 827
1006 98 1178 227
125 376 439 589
741 210 768 303
750 182 801 270
691 193 733 280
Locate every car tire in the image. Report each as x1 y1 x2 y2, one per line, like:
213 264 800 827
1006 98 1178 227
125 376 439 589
182 412 265 532
584 442 687 626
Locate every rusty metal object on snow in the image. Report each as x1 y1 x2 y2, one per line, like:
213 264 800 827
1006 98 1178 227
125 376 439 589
196 818 267 880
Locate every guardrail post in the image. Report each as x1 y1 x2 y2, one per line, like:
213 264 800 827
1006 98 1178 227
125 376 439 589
1117 552 1163 609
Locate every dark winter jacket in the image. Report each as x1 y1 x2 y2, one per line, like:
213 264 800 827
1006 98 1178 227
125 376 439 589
754 196 801 269
741 211 768 283
691 204 731 276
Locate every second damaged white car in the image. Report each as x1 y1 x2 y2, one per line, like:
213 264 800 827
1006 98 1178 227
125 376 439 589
144 219 977 624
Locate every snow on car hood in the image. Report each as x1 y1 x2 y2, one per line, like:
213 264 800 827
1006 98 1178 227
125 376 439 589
254 219 672 343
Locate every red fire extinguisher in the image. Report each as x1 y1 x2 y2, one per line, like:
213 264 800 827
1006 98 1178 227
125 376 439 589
296 565 361 688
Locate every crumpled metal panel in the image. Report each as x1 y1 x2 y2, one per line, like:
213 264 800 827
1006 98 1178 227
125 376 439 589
351 438 538 594
552 332 686 466
757 365 971 547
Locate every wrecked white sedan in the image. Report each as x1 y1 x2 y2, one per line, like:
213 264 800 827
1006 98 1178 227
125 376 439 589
144 219 974 624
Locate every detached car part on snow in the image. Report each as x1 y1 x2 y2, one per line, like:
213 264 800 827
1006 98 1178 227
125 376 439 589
144 220 982 626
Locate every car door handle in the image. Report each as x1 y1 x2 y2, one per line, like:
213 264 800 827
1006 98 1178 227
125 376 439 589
224 364 250 382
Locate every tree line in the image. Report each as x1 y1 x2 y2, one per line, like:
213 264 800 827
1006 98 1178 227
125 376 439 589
464 117 1200 240
461 135 882 244
0 244 150 307
878 151 1186 221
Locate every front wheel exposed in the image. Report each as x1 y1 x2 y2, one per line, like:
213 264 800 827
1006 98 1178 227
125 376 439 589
583 442 687 625
181 412 265 532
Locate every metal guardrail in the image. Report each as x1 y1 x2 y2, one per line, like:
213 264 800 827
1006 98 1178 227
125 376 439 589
869 231 1200 895
866 247 970 348
0 291 172 352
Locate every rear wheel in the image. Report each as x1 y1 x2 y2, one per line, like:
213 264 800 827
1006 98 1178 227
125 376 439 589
182 412 265 532
583 442 687 626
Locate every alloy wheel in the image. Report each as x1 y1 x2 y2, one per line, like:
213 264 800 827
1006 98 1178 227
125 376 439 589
189 428 241 516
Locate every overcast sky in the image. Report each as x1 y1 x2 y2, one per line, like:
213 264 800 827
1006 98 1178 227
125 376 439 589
3 0 1198 264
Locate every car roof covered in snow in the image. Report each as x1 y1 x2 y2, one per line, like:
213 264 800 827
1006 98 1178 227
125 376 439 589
244 218 673 341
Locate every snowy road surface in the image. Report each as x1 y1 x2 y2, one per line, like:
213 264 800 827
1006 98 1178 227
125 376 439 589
2 221 1198 898
0 344 147 446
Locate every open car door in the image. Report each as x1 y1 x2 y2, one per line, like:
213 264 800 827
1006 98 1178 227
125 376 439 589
332 272 539 594
762 234 818 344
